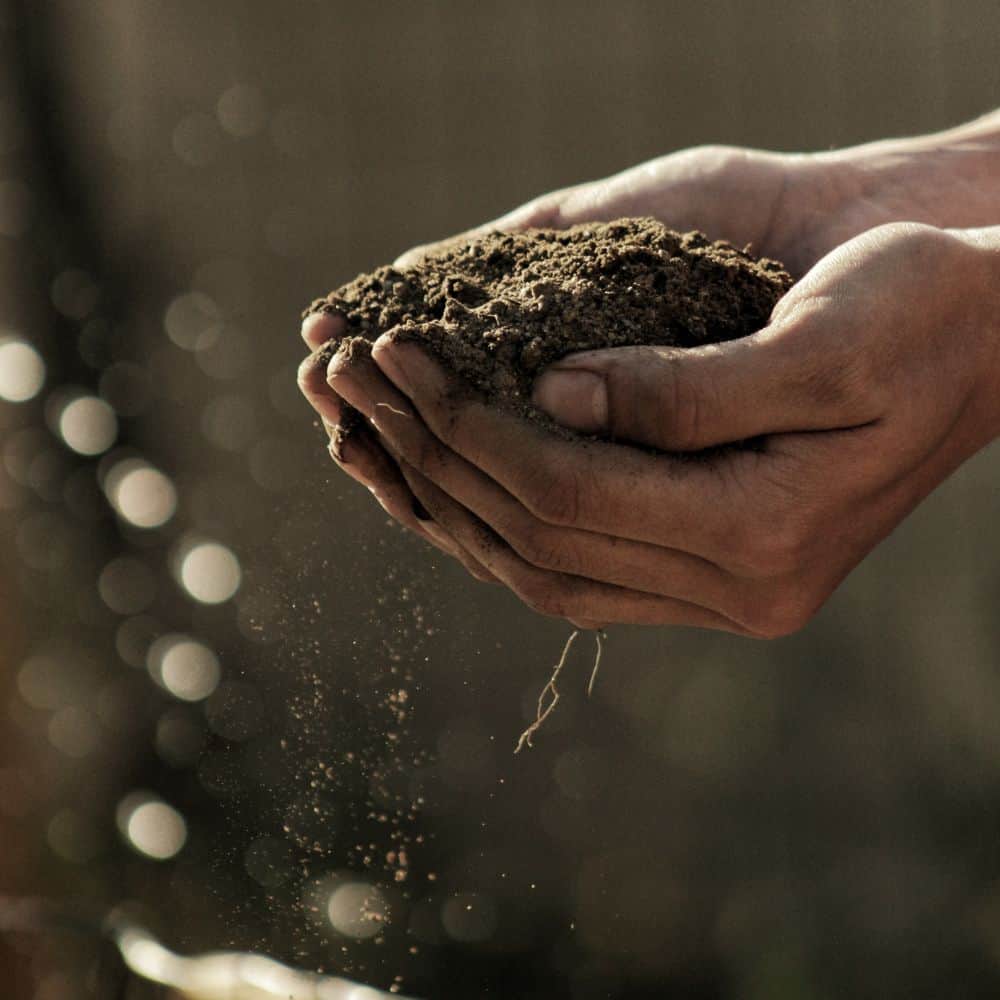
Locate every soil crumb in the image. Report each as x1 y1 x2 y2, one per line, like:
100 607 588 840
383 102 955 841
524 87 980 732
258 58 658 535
305 217 792 428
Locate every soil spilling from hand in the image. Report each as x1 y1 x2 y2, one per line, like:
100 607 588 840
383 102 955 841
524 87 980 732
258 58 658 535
305 217 792 433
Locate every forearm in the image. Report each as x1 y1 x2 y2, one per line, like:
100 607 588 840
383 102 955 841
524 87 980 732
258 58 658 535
819 109 1000 230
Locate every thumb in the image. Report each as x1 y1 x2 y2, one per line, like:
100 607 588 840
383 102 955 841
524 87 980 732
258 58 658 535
531 328 869 451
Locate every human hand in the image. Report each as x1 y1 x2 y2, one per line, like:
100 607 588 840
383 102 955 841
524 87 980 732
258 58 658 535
297 144 874 569
298 117 1000 619
323 222 999 634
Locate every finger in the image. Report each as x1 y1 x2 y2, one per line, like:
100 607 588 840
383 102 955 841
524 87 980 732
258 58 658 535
324 339 499 584
530 323 881 453
330 345 739 607
301 310 347 351
399 462 749 633
394 225 497 269
330 417 495 582
370 389 813 633
329 416 434 536
369 426 502 587
298 341 345 425
353 375 743 614
370 337 748 560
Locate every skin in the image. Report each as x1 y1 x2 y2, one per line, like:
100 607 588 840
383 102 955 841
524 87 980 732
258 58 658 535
299 112 1000 635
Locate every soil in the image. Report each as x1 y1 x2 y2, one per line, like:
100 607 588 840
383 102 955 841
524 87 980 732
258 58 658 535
304 217 793 435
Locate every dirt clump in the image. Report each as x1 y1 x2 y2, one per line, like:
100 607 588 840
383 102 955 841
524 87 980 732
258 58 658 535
305 217 792 433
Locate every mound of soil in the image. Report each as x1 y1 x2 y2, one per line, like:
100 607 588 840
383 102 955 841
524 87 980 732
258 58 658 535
304 217 792 433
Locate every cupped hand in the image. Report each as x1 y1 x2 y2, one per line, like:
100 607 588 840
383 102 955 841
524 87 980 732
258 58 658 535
298 144 896 566
322 222 999 634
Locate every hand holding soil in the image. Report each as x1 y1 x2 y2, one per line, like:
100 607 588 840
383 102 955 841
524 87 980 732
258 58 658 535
299 112 1000 634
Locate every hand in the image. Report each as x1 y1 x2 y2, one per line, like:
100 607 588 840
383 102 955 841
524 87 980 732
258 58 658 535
299 144 815 584
298 118 1000 620
324 222 1000 634
297 145 895 565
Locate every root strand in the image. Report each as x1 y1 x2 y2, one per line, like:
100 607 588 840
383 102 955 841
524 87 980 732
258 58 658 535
514 628 606 754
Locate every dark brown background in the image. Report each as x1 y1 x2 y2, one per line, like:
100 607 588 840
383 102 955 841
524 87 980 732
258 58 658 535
1 2 1000 997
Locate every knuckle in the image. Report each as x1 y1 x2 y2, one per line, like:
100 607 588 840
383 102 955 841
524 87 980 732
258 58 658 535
505 520 577 574
433 396 464 450
610 348 715 452
522 192 569 228
393 243 428 268
411 433 447 478
519 466 580 526
513 573 562 618
527 594 566 620
881 220 947 253
745 517 810 577
659 362 708 451
798 350 885 419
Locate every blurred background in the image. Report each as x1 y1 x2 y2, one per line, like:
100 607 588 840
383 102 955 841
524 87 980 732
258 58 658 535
1 1 999 997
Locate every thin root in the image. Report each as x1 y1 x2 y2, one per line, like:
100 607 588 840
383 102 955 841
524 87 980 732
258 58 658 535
514 628 606 754
588 629 606 698
374 401 411 419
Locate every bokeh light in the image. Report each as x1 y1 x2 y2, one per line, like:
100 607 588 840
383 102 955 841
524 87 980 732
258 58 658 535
50 268 99 320
200 394 256 451
99 362 152 417
48 706 100 758
339 988 391 1000
177 540 241 604
155 708 207 767
47 808 102 864
117 793 188 860
326 882 389 940
15 511 72 571
57 394 117 455
194 324 253 380
17 650 96 710
0 337 45 402
99 556 156 615
115 614 162 668
244 836 294 889
105 458 178 528
216 84 267 138
163 291 220 351
147 633 221 702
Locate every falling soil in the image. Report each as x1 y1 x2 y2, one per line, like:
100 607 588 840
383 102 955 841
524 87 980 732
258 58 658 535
304 217 793 435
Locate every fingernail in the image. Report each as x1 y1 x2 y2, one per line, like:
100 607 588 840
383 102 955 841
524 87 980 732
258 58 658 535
532 369 608 432
411 497 432 521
